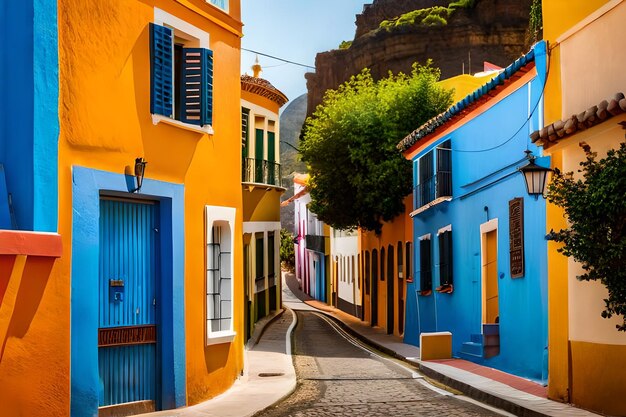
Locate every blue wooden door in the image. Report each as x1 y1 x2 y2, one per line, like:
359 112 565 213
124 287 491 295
98 198 159 411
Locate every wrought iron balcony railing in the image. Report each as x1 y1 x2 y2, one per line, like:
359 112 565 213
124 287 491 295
414 170 452 209
242 158 281 187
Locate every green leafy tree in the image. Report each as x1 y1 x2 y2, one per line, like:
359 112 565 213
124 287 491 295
301 64 453 233
279 228 295 271
547 140 626 331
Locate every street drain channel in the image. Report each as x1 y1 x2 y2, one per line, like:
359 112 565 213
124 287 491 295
258 372 284 377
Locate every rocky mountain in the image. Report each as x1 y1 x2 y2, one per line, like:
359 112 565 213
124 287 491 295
306 0 534 114
279 93 308 233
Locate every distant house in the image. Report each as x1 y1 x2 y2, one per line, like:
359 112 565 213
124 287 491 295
241 61 288 341
399 41 549 382
289 174 330 302
536 2 626 414
330 227 362 318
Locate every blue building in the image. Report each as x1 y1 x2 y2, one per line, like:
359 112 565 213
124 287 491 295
398 41 549 382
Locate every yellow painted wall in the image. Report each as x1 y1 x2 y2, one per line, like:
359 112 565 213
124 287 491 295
57 0 244 406
569 340 626 416
439 73 496 103
542 0 608 124
541 0 620 406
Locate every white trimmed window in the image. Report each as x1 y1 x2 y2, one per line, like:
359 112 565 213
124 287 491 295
206 205 236 344
207 0 228 12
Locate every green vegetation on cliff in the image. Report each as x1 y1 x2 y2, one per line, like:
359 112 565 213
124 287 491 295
379 0 476 30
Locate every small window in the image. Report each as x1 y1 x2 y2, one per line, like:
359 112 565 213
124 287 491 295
419 237 432 295
206 205 236 344
438 229 453 292
206 0 228 12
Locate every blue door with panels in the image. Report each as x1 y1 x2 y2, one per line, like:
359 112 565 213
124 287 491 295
98 198 160 413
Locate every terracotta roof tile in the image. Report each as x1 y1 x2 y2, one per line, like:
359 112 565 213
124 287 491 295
398 48 536 153
241 74 288 107
530 92 626 148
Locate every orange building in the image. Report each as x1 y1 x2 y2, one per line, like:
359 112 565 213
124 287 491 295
2 0 246 416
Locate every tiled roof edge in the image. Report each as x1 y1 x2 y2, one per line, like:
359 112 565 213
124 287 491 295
241 75 289 107
398 48 536 153
530 92 626 148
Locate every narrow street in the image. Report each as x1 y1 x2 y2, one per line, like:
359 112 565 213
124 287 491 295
257 310 502 417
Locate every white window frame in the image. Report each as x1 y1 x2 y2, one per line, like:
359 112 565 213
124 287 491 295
206 205 236 345
206 0 229 12
153 8 214 135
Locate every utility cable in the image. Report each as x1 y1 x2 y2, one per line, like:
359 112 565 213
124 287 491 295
242 47 315 69
451 51 551 153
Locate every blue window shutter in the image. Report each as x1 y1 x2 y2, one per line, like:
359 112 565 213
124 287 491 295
181 48 213 126
149 23 173 117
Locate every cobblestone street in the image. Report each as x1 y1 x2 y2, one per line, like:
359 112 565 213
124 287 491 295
257 311 500 417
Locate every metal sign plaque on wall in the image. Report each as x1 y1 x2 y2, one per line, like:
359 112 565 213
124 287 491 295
509 197 524 278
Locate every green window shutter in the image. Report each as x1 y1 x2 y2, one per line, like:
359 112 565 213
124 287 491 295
267 131 276 185
149 23 173 117
255 129 264 183
180 48 213 126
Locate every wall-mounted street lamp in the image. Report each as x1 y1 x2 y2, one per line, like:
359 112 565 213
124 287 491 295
132 157 147 193
518 150 551 198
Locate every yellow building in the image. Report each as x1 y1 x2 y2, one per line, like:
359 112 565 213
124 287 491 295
538 1 626 414
240 62 288 340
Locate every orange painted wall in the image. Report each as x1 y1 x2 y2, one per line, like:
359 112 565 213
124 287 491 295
359 195 412 336
57 0 244 406
0 252 66 416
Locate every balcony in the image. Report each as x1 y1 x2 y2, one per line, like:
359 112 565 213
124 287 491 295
242 158 281 187
414 170 452 211
305 234 326 253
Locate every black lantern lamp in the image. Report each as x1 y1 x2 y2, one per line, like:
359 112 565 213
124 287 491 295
133 157 147 193
519 150 551 198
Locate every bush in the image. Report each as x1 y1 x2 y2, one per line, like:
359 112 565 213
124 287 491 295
547 140 626 331
338 40 352 50
279 229 295 271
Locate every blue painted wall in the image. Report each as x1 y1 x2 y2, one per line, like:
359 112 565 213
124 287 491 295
71 166 186 416
0 0 58 232
405 42 549 382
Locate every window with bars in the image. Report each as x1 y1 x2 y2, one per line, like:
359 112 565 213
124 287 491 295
415 139 452 209
206 206 236 344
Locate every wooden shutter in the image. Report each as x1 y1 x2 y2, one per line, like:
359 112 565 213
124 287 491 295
439 230 453 286
180 48 213 126
149 23 173 117
419 239 432 292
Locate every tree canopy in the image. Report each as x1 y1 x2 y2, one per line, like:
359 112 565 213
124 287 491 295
547 139 626 331
300 64 453 233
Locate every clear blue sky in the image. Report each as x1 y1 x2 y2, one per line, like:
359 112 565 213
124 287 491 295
241 0 367 103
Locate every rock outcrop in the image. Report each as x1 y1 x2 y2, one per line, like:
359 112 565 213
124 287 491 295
306 0 534 115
